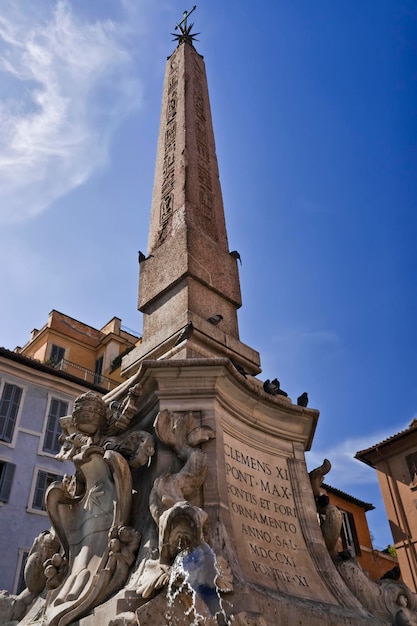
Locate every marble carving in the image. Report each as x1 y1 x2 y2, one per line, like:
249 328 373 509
2 384 235 626
4 385 417 625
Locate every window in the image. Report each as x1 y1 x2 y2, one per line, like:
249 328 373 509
0 383 22 442
0 460 15 502
14 550 29 594
94 356 103 385
50 344 65 366
406 452 417 482
340 510 361 557
31 470 62 511
43 398 69 454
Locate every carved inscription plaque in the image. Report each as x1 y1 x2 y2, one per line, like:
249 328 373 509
223 433 327 600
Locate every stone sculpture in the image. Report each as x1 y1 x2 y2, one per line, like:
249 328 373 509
395 594 417 625
334 557 417 625
309 459 344 556
308 458 417 624
38 391 147 626
24 530 61 595
5 383 236 626
135 408 233 623
5 375 417 626
6 9 417 624
0 388 153 626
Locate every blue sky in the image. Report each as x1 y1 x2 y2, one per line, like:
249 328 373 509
0 0 416 548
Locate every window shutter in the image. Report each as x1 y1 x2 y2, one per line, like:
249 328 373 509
43 398 68 454
0 384 22 442
348 511 361 556
33 471 48 510
341 510 361 556
0 462 16 502
16 551 29 594
32 470 62 510
94 356 104 384
406 452 417 481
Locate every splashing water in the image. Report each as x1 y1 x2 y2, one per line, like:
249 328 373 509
166 542 231 625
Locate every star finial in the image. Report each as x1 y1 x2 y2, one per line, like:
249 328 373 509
172 6 199 46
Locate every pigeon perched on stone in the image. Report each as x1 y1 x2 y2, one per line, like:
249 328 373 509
207 314 223 325
297 392 309 407
380 566 401 581
138 251 154 263
316 494 330 509
263 378 288 397
230 250 242 265
230 359 248 378
263 379 276 394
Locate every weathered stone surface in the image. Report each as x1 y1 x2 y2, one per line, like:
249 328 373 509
9 359 407 625
125 39 262 379
7 24 415 626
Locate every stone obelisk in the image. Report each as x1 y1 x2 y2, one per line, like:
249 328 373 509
114 14 382 625
122 11 260 378
14 11 402 626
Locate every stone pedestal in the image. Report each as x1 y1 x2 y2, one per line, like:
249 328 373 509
13 358 397 625
75 358 384 626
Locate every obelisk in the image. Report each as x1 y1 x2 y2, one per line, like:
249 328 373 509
122 9 260 377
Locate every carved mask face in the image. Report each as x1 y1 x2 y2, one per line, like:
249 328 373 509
72 411 99 434
167 516 199 559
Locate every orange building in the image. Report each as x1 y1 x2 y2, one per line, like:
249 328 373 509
17 310 141 391
323 484 397 581
356 421 417 592
0 310 141 592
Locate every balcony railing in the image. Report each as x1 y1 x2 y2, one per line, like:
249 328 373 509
120 324 141 338
53 359 119 391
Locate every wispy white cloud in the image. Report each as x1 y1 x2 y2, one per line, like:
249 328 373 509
0 0 141 224
306 422 411 489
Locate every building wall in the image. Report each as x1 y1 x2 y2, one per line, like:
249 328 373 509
356 427 417 591
19 311 141 389
0 355 103 593
374 449 417 591
34 333 98 372
324 488 396 581
326 491 372 549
